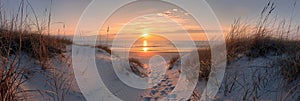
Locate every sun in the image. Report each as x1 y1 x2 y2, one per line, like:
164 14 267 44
142 33 149 37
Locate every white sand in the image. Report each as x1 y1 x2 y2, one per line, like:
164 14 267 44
20 45 299 101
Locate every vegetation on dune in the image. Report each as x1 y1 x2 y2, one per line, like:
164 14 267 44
216 1 299 100
191 1 299 100
96 45 111 54
168 56 179 70
0 31 72 59
167 48 212 81
0 0 73 100
128 58 149 77
225 0 300 84
197 48 211 81
279 51 300 83
226 0 299 60
226 19 300 61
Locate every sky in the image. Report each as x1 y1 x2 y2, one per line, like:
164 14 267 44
3 0 300 39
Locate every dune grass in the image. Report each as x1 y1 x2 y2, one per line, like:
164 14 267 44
0 31 72 100
217 1 299 100
189 4 300 100
0 31 72 59
190 2 300 100
225 4 300 83
197 48 211 81
0 0 73 100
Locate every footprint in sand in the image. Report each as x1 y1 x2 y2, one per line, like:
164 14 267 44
150 90 158 96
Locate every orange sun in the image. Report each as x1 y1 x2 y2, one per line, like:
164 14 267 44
142 33 149 37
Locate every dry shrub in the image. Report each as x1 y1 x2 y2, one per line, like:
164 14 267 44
246 37 286 58
168 56 179 70
0 58 32 101
279 45 300 83
197 48 211 81
129 58 143 67
129 58 147 77
96 45 111 54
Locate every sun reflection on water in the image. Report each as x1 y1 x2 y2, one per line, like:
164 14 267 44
143 40 148 46
142 47 149 52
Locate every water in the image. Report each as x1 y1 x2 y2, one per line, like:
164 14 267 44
97 40 209 52
97 40 209 64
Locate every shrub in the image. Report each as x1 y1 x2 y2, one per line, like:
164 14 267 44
96 45 111 54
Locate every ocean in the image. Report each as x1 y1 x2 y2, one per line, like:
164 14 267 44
96 40 209 63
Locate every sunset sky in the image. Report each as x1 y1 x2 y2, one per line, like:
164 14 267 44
4 0 300 39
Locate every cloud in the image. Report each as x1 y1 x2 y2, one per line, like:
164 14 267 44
157 13 164 16
172 9 178 12
164 29 222 34
163 10 172 16
156 10 190 25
